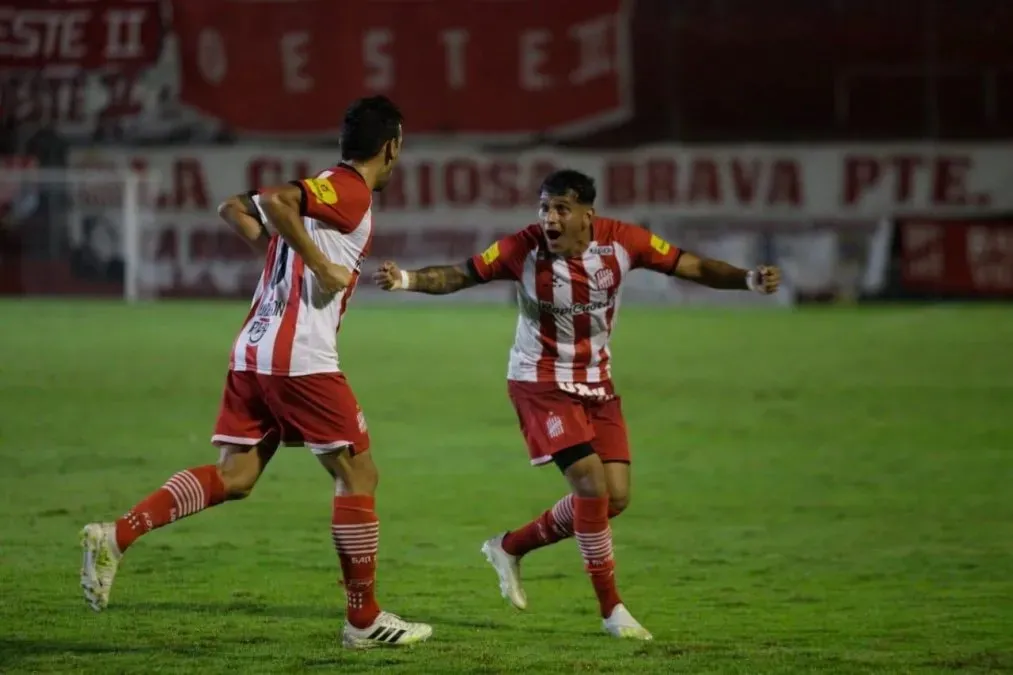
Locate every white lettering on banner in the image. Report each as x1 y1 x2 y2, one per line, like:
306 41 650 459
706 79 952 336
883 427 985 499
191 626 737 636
0 2 162 130
441 29 469 90
520 29 552 91
364 28 394 91
103 9 145 60
68 144 1013 220
967 227 1013 290
569 14 614 85
901 221 946 281
0 9 89 60
198 28 228 84
280 32 313 93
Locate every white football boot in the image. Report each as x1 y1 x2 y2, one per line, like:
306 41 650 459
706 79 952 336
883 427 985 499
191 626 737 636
602 603 653 640
341 612 433 649
480 533 527 610
80 522 122 612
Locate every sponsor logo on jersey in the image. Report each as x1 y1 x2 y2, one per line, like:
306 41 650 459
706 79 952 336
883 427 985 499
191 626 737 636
256 299 287 318
589 245 614 255
650 234 671 255
248 319 269 343
305 177 338 204
481 242 501 265
538 296 617 316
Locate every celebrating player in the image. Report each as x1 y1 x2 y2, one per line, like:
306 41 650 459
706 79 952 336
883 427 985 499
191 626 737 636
80 96 433 649
373 169 780 640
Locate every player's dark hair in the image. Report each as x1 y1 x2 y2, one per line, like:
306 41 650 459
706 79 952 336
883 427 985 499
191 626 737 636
539 169 597 205
339 96 404 162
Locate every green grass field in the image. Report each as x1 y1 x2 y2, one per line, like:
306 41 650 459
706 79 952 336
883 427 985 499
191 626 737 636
1 300 1012 674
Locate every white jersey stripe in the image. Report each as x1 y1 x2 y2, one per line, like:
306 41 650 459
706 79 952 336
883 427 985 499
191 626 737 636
582 254 608 383
552 258 575 383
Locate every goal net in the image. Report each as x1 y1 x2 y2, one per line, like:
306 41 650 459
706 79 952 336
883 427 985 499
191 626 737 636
0 166 161 301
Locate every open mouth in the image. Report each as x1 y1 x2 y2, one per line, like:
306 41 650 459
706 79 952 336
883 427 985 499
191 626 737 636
545 230 562 242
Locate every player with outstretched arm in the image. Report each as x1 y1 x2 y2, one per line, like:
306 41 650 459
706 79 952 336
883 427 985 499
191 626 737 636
80 96 432 649
373 169 780 640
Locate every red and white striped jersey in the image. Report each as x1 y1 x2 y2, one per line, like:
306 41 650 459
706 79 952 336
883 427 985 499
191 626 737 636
229 165 373 377
469 218 682 385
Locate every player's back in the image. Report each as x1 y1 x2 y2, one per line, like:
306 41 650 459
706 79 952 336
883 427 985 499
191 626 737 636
230 165 374 377
470 217 682 386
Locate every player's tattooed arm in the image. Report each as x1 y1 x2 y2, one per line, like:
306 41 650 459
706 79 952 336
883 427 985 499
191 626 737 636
674 251 781 293
217 192 270 253
373 261 480 295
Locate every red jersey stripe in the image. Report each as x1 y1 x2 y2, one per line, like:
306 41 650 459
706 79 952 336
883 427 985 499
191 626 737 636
271 255 306 375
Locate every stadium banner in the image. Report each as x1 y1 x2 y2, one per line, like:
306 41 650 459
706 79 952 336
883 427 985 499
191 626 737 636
70 143 1013 220
1 0 631 140
0 0 166 137
50 143 1013 300
895 215 1013 299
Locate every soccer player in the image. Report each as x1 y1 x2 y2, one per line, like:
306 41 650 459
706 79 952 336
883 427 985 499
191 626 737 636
373 169 780 640
80 96 432 649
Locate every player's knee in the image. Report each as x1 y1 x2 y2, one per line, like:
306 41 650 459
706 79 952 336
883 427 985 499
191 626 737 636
216 445 265 500
216 465 258 500
557 445 607 498
608 493 630 517
320 446 378 496
344 459 378 495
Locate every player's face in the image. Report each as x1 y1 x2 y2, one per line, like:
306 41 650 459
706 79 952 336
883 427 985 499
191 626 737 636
538 191 594 255
374 125 403 191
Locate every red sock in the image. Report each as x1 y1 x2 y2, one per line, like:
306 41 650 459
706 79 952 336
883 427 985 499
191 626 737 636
574 495 622 618
502 494 627 557
502 494 574 556
114 465 227 553
331 494 381 629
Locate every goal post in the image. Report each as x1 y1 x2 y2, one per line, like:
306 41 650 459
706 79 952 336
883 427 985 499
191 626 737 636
0 166 160 302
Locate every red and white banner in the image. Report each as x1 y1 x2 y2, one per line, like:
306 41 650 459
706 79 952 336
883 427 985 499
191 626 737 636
898 216 1013 297
0 0 165 130
70 143 1013 222
58 142 1011 300
172 0 631 136
0 0 630 138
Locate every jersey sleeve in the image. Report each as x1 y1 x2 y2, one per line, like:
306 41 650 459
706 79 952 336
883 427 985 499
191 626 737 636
291 170 371 234
621 223 683 274
467 225 540 283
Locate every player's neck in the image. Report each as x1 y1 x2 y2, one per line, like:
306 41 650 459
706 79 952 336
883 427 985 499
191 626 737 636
341 161 381 191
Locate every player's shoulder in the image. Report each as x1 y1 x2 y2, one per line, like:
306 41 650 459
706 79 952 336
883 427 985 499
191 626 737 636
320 165 372 199
593 217 646 246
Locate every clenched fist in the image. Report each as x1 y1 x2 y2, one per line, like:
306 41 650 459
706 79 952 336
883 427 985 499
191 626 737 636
748 265 782 295
313 261 353 294
373 260 408 291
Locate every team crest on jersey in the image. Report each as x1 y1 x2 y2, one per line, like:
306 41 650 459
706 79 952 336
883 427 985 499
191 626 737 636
305 177 338 204
650 234 672 255
247 319 269 344
546 413 564 439
594 267 616 290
